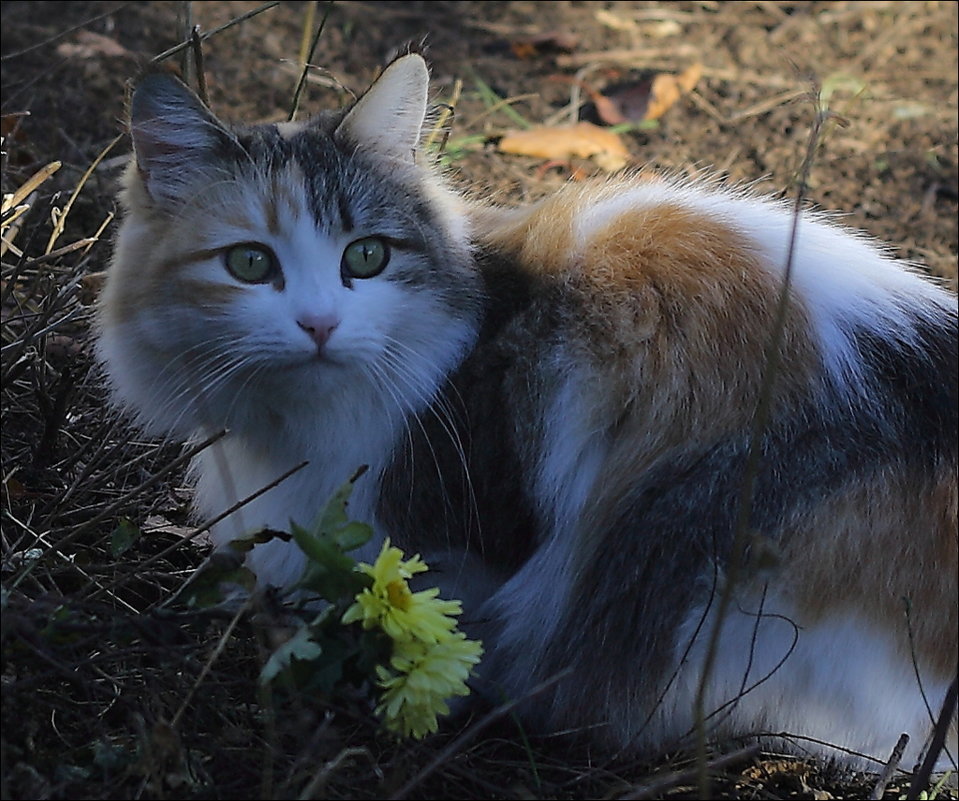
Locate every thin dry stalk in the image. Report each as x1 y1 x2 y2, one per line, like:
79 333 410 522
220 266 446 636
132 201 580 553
692 90 833 798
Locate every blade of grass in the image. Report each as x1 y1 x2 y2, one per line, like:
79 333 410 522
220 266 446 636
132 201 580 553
45 134 121 254
469 69 533 130
692 89 832 799
288 0 335 121
1 160 60 216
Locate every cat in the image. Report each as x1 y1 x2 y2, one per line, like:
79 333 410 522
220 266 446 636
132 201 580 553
96 52 958 769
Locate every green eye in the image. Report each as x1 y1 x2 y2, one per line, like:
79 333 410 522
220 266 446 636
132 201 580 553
342 237 389 281
224 244 277 283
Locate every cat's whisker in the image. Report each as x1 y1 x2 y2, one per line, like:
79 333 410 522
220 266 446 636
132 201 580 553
126 333 241 431
375 336 482 546
363 352 463 531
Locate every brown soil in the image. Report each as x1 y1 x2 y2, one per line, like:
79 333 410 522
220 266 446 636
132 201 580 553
2 2 957 800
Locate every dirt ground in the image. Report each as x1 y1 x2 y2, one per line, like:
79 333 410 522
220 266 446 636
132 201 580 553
3 1 958 278
1 2 957 800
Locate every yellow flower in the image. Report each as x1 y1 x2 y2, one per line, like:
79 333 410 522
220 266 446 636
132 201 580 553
375 634 484 738
342 539 462 643
342 538 484 738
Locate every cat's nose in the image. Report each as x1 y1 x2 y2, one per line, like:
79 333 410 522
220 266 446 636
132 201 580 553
297 313 339 349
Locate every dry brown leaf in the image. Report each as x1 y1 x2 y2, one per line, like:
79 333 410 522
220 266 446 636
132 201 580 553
1 111 30 138
56 29 131 60
645 63 703 120
79 270 107 306
591 90 630 126
509 31 580 60
144 514 202 541
499 122 629 171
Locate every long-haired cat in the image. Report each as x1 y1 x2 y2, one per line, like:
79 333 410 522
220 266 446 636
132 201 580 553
96 53 958 768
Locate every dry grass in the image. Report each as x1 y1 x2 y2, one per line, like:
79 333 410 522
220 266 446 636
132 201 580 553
2 2 956 799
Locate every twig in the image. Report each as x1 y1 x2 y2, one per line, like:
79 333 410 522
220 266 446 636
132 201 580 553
906 672 959 800
288 0 335 122
0 3 135 61
4 510 140 613
150 2 281 64
15 238 100 267
190 25 208 104
45 134 122 254
619 744 761 800
870 733 910 800
1 160 61 217
692 88 828 799
141 460 309 609
8 430 227 594
179 1 194 85
298 747 370 800
169 595 252 729
297 0 317 66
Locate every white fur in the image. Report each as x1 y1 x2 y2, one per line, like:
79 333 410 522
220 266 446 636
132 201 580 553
471 372 611 687
338 54 429 163
534 371 608 534
653 590 955 769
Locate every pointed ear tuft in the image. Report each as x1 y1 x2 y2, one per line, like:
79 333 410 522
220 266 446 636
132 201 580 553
335 54 430 162
129 72 234 206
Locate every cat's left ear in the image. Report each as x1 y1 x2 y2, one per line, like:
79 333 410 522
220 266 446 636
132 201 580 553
335 53 429 162
128 71 236 208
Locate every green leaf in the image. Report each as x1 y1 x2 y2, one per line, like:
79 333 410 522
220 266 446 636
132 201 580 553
294 533 369 601
291 520 356 573
315 474 374 552
259 626 324 685
109 518 141 557
289 470 375 600
296 635 350 695
227 527 290 553
176 551 257 608
335 520 374 553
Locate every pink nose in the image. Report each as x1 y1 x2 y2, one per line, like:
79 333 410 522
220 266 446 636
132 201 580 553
297 313 339 349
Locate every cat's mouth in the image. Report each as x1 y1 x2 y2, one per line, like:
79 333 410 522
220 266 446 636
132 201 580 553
280 348 348 371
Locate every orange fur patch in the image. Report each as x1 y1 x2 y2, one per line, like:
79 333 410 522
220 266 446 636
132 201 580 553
478 181 820 451
778 468 958 677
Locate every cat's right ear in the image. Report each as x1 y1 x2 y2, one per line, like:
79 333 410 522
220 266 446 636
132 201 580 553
335 53 430 162
128 72 234 207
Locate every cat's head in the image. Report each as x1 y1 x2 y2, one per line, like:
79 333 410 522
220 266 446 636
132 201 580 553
96 54 482 442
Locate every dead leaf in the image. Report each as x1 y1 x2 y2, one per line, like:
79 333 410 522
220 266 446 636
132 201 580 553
499 122 629 172
56 30 131 60
510 31 580 60
548 73 631 125
534 160 590 181
79 270 106 306
593 81 647 125
572 64 703 126
144 514 202 542
644 63 703 119
1 111 30 138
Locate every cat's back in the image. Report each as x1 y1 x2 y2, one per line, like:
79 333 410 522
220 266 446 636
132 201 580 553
464 174 956 563
470 173 957 441
443 173 957 763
